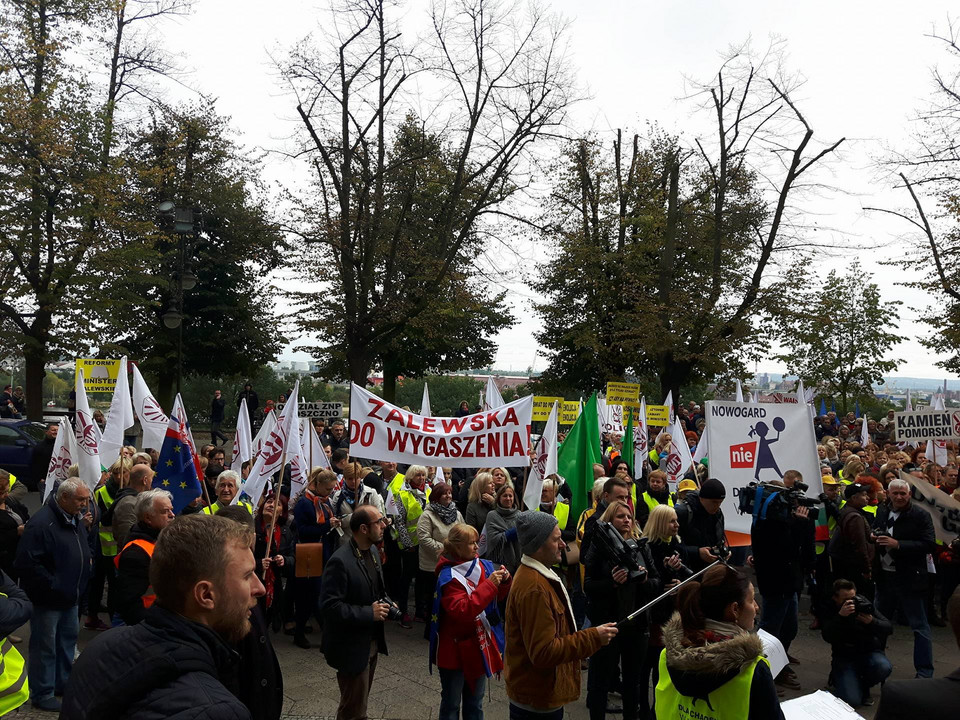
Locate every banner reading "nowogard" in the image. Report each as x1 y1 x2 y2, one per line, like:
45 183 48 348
348 383 532 467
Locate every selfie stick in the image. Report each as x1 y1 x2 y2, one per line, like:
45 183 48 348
615 558 723 629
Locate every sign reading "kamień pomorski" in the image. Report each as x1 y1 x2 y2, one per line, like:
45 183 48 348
893 409 960 442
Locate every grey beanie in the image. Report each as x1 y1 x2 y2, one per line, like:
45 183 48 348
516 510 558 556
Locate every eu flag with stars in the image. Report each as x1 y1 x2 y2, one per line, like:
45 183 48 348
153 399 202 514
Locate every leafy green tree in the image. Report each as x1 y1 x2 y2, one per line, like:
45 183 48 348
774 263 902 415
371 375 483 417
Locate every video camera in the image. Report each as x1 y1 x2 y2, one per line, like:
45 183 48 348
738 480 820 522
593 521 648 583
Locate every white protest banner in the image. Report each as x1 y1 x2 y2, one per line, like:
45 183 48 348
900 471 960 543
893 408 960 442
350 383 532 468
705 400 822 541
44 417 77 501
131 364 168 450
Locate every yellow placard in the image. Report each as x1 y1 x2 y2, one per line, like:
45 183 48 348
646 404 670 426
606 381 641 408
559 400 581 425
532 396 564 422
75 358 121 392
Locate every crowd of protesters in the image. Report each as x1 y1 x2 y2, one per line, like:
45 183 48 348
2 387 960 720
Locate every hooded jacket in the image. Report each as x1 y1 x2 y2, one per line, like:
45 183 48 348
60 604 249 720
658 615 783 720
675 492 726 572
13 491 91 609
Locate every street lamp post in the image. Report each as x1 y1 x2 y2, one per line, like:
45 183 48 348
158 202 200 395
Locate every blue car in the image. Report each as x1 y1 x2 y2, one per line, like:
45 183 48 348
0 418 47 486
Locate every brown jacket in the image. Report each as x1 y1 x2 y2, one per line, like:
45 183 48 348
504 555 603 709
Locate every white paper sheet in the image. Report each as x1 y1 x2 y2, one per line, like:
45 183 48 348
757 628 789 679
781 690 865 720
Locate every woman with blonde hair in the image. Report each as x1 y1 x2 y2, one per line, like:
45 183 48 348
393 464 430 627
431 523 509 719
465 472 495 533
840 456 864 483
490 467 512 493
649 432 672 469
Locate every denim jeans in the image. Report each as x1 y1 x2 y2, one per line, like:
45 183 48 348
877 573 934 677
832 652 892 706
28 604 79 702
759 591 799 655
439 668 486 720
509 704 563 720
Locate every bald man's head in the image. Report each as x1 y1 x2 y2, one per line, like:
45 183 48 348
130 464 155 492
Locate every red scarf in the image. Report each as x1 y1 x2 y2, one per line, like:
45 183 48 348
261 518 283 609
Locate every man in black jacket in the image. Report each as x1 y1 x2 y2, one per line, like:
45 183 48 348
237 383 259 426
675 479 728 572
61 514 265 720
13 477 91 711
211 389 228 445
873 478 936 678
877 587 960 718
821 578 892 707
28 422 57 491
320 505 394 720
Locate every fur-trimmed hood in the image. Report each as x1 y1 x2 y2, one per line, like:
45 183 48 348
661 613 766 698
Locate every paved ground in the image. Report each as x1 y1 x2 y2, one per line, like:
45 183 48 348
7 486 960 718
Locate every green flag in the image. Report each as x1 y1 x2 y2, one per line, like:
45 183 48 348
624 407 635 476
558 391 602 523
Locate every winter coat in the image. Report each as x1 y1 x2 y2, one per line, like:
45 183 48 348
646 536 692 633
417 505 464 572
0 497 28 576
820 601 892 660
876 667 960 719
674 492 726 572
659 615 783 720
319 539 388 675
230 605 283 720
504 555 603 710
464 500 492 534
480 506 521 574
111 523 160 626
0 570 31 637
13 492 91 609
110 489 139 552
331 483 385 545
432 555 508 684
292 492 339 566
750 496 815 596
60 604 249 720
829 504 875 579
873 502 937 592
582 531 661 634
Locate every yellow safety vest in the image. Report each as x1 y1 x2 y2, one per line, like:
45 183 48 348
94 485 118 556
863 504 877 517
398 487 429 546
655 648 765 720
537 502 570 530
202 500 254 515
7 474 14 488
642 491 674 516
0 594 28 715
388 472 405 496
814 499 844 555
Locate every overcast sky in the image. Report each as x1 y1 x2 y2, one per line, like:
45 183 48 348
160 0 960 381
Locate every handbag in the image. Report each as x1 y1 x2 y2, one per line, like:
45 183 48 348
295 543 324 578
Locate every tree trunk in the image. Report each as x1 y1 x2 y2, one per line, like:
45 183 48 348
382 357 398 404
347 350 372 392
23 340 46 421
157 370 175 413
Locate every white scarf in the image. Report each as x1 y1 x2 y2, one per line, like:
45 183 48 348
520 554 576 630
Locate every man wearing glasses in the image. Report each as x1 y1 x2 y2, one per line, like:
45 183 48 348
319 505 398 720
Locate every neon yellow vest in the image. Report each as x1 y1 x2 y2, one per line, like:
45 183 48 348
398 487 428 546
655 647 765 720
863 504 877 517
642 491 674 516
814 499 843 555
95 485 118 556
202 500 254 515
388 472 405 496
0 596 28 715
538 502 570 530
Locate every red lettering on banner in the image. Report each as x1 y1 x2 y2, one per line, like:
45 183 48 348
442 417 468 433
730 441 757 469
366 397 387 420
504 408 519 425
422 417 436 433
462 436 475 457
510 434 525 455
470 415 485 432
409 434 424 454
386 428 409 452
449 436 462 456
385 408 405 425
421 436 434 454
406 414 421 431
486 412 503 429
349 420 361 444
435 436 448 455
489 432 500 456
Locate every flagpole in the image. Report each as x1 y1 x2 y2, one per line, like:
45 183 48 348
201 472 212 509
264 446 288 558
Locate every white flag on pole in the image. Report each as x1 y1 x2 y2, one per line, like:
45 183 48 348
421 383 432 417
131 364 168 451
634 397 648 472
74 369 102 491
693 423 709 464
860 413 870 449
252 408 277 458
44 417 77 501
230 398 253 472
238 381 300 507
300 417 331 472
435 465 446 483
750 391 759 405
483 376 504 411
796 379 806 404
905 388 913 412
926 394 947 465
523 401 558 510
99 356 133 464
663 390 674 424
664 415 694 487
735 380 744 403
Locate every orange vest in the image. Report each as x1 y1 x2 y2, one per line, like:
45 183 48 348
114 538 157 608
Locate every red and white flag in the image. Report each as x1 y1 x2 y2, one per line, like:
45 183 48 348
170 394 204 482
300 418 331 472
132 364 168 450
74 369 102 491
664 415 694 487
44 417 78 501
523 401 558 510
231 398 253 472
237 380 301 506
483 376 504 411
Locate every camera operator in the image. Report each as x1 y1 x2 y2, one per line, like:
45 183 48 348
821 578 892 707
580 477 631 560
675 478 728 572
583 500 661 720
873 478 936 678
747 469 816 691
829 483 875 600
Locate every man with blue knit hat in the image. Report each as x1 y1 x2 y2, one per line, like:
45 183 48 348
504 511 618 719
